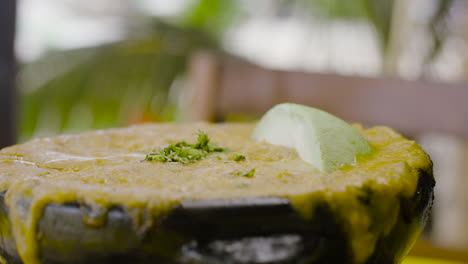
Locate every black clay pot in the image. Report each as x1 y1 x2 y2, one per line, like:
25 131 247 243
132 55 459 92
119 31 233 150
0 169 434 264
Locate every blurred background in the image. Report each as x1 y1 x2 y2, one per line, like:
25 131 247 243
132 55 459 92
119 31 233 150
1 0 468 262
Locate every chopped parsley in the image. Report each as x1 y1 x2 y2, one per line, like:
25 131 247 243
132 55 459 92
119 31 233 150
277 172 292 178
231 168 256 178
145 131 225 164
242 168 256 178
230 153 246 161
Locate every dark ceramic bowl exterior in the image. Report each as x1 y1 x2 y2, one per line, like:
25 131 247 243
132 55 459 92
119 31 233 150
0 169 434 264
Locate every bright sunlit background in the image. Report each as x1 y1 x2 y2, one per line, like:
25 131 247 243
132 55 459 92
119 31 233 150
16 0 468 140
16 0 468 78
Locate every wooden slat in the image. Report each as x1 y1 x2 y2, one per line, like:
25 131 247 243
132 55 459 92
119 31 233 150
0 0 17 148
185 51 221 122
282 72 468 137
215 56 468 137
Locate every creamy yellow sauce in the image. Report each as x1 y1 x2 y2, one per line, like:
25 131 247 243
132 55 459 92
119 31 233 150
0 123 431 264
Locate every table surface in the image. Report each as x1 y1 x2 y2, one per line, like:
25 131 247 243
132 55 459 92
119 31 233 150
409 239 468 263
404 256 467 264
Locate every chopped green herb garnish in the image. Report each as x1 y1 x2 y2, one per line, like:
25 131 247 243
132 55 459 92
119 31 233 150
230 153 246 161
231 168 256 178
207 143 225 152
242 169 255 178
277 172 292 178
145 131 225 164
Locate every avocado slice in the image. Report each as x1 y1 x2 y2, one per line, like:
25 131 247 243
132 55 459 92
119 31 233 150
252 103 372 172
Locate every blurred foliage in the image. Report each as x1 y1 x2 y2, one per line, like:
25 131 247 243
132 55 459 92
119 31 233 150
300 0 453 62
298 0 394 51
424 0 455 68
180 0 241 38
18 0 457 141
363 0 395 52
304 0 370 19
18 0 241 141
19 21 216 140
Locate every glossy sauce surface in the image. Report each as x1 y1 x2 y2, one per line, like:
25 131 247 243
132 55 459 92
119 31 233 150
0 123 431 264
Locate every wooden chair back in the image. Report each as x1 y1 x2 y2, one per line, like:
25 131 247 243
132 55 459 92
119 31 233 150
187 51 468 137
